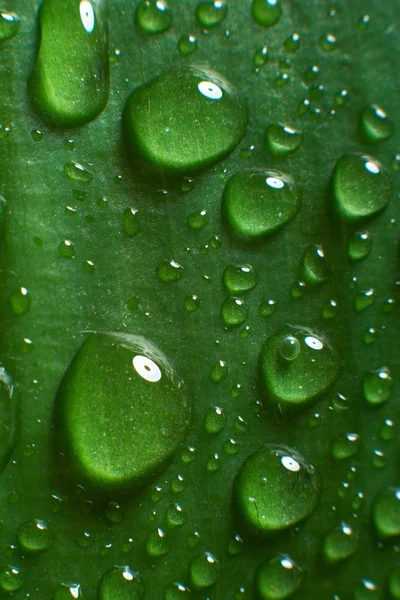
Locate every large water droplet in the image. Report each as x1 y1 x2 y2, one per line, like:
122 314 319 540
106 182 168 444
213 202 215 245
98 566 144 600
29 0 109 127
265 124 303 158
223 170 300 239
17 519 54 554
360 104 394 143
124 67 247 173
234 444 319 534
332 154 390 219
256 554 304 599
260 325 341 410
190 552 220 589
135 0 173 35
56 333 191 489
252 0 282 27
323 522 358 563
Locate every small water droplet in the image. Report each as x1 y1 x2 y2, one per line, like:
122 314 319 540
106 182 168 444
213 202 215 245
360 104 394 142
363 366 393 406
123 208 140 237
221 297 248 326
156 259 184 282
99 566 144 600
252 0 282 27
256 554 304 599
136 0 173 34
9 287 30 317
64 162 94 185
190 552 220 590
177 34 198 56
196 1 227 28
0 11 19 41
301 245 330 285
323 522 358 563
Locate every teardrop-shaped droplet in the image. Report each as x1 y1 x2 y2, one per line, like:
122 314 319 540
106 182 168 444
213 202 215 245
332 154 390 219
29 0 109 127
223 170 301 239
124 67 247 173
56 333 191 489
260 325 341 410
234 444 319 534
256 554 305 599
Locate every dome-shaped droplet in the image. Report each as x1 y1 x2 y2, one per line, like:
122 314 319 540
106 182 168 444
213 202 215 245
123 67 247 173
332 154 390 220
204 406 226 434
252 0 282 27
56 333 191 489
300 245 330 285
0 566 23 593
135 0 173 35
363 367 393 406
323 522 359 563
156 259 184 282
17 519 54 554
164 581 191 600
223 170 300 239
196 1 227 28
189 552 219 590
256 554 304 599
0 11 19 41
145 528 170 556
265 124 303 157
223 264 257 294
54 583 83 600
29 0 109 127
330 433 360 460
388 570 400 600
373 488 400 538
234 444 319 534
360 104 394 143
260 325 341 410
221 297 248 326
348 231 372 261
98 566 144 600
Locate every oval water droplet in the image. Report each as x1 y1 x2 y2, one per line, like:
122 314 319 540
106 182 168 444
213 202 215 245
373 488 400 538
64 162 94 185
190 552 220 590
323 522 358 564
0 566 23 593
177 35 198 56
29 0 109 127
363 367 393 406
9 287 31 317
56 333 191 489
330 433 360 460
256 554 304 599
123 208 140 238
196 1 227 28
0 11 19 40
360 104 394 143
348 231 372 261
17 519 54 554
124 66 247 173
146 528 170 556
260 325 341 410
156 259 184 282
135 0 172 35
252 0 282 27
221 296 248 326
265 124 303 158
223 170 300 239
204 406 226 434
223 264 257 294
332 154 390 219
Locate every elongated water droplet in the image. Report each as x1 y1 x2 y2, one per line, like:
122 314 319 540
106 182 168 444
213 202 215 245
64 162 94 185
252 0 282 27
323 522 358 563
360 104 394 143
284 32 300 52
99 566 144 600
0 367 19 475
123 208 140 237
136 0 172 34
223 170 300 239
124 67 246 173
348 231 372 261
190 552 219 589
332 154 390 219
56 333 191 489
260 325 341 410
256 554 304 599
234 444 319 534
265 124 303 157
29 0 109 127
301 245 330 285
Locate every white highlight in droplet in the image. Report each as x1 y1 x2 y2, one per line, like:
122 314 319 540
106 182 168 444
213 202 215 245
198 81 223 100
365 160 380 175
281 455 300 472
133 355 162 382
80 0 95 33
122 569 134 581
304 335 324 351
281 557 294 569
266 176 284 189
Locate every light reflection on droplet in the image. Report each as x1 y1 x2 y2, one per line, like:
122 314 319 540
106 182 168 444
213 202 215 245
266 176 284 189
80 0 95 33
132 355 162 383
304 336 324 350
198 81 223 100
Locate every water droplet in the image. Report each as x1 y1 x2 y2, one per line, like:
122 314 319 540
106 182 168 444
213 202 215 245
56 333 191 489
177 35 198 56
252 0 282 27
29 0 109 127
190 552 220 590
260 325 341 410
354 580 382 600
99 566 144 600
363 367 393 406
330 433 360 460
221 297 248 326
82 260 95 275
0 566 23 593
379 418 395 442
284 32 300 52
301 245 330 285
156 259 184 282
382 297 396 314
164 581 191 600
59 239 75 259
360 104 394 143
234 444 319 534
331 392 351 412
321 299 339 319
319 32 337 51
31 129 44 142
54 583 83 600
136 0 172 34
323 522 358 563
372 448 386 469
184 295 200 313
258 299 276 317
105 502 124 524
224 438 240 455
209 360 228 383
253 45 269 68
0 367 19 475
124 66 246 173
0 11 19 42
17 519 53 554
348 231 372 261
196 1 227 28
373 488 400 538
204 406 226 435
171 474 186 493
145 528 170 556
207 453 221 471
166 503 186 527
332 154 390 220
223 264 257 295
297 98 311 117
256 554 304 599
334 88 349 107
265 124 303 158
9 287 31 317
188 209 208 230
354 288 376 312
64 162 94 185
227 533 243 555
223 170 300 239
123 208 140 237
